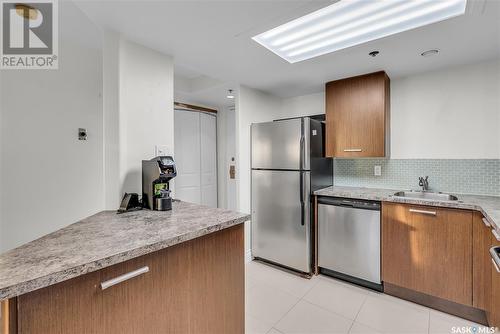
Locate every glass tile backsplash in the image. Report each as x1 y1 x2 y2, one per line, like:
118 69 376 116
333 159 500 196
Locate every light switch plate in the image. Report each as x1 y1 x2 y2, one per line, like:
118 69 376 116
374 165 382 176
155 145 172 157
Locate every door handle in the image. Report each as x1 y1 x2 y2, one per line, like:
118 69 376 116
100 266 149 290
409 208 436 216
343 148 362 152
300 118 305 170
300 136 305 170
299 172 305 226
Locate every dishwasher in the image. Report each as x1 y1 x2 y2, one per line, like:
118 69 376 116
318 197 382 291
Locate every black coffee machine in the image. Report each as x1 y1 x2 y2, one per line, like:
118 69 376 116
142 156 177 211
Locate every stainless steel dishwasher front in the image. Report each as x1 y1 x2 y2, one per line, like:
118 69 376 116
318 197 381 289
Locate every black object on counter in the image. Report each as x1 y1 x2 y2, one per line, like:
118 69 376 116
142 156 177 211
117 193 143 214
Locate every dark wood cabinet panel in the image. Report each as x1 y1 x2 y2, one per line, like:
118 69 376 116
17 270 103 334
12 225 244 334
472 212 492 311
489 230 500 327
325 71 390 157
382 203 473 306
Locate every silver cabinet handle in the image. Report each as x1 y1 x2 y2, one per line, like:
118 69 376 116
482 218 491 227
492 258 500 273
343 149 362 152
492 229 500 241
409 209 436 216
100 266 149 290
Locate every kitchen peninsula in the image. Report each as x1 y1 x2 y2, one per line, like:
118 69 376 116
0 201 250 334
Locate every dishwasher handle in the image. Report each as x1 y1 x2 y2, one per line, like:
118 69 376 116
317 197 380 211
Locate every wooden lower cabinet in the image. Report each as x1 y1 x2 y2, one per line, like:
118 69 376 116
10 225 244 334
489 229 500 327
472 212 492 312
382 203 473 306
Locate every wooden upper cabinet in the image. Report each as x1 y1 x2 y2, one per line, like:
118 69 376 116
325 71 390 157
382 203 472 306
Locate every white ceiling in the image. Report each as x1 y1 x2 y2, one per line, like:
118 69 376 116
76 0 500 102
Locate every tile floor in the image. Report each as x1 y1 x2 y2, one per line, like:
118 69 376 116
245 260 494 334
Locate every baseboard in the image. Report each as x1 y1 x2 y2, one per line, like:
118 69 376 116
245 249 252 263
384 282 488 326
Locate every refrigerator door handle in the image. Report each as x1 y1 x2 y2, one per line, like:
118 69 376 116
299 136 305 171
300 171 305 226
300 118 305 170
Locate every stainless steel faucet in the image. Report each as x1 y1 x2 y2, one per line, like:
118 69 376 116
419 176 429 192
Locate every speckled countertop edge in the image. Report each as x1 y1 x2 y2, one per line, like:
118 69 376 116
0 201 251 301
314 186 500 231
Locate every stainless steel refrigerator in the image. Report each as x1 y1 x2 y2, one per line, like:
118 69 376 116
251 117 333 274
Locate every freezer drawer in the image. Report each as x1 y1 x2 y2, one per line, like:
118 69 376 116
251 169 311 273
318 200 381 284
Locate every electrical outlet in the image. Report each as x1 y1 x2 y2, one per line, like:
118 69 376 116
155 145 171 157
374 165 382 176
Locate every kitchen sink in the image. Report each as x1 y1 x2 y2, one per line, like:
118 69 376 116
393 191 459 201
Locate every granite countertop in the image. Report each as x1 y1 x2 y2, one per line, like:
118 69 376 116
315 186 500 231
0 201 251 301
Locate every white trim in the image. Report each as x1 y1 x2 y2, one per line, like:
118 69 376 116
245 249 252 263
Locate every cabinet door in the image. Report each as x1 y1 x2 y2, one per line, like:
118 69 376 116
472 212 492 310
325 71 389 158
382 203 472 305
101 225 244 334
16 270 103 334
489 230 500 327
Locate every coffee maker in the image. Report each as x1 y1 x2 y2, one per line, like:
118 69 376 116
142 156 177 211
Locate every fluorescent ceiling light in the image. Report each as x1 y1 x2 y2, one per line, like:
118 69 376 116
252 0 467 63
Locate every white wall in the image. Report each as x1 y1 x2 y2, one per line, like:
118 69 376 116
0 1 104 251
119 39 174 196
102 29 121 209
391 59 500 159
235 86 283 253
276 60 500 160
281 92 325 118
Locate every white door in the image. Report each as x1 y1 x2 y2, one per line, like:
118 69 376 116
174 110 218 207
200 113 218 207
174 110 201 204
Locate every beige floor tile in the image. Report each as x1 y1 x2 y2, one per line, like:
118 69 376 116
246 276 258 291
304 277 369 320
246 281 300 325
275 300 353 334
429 309 490 334
247 261 319 298
246 314 274 334
355 295 429 334
348 322 383 334
268 328 284 334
